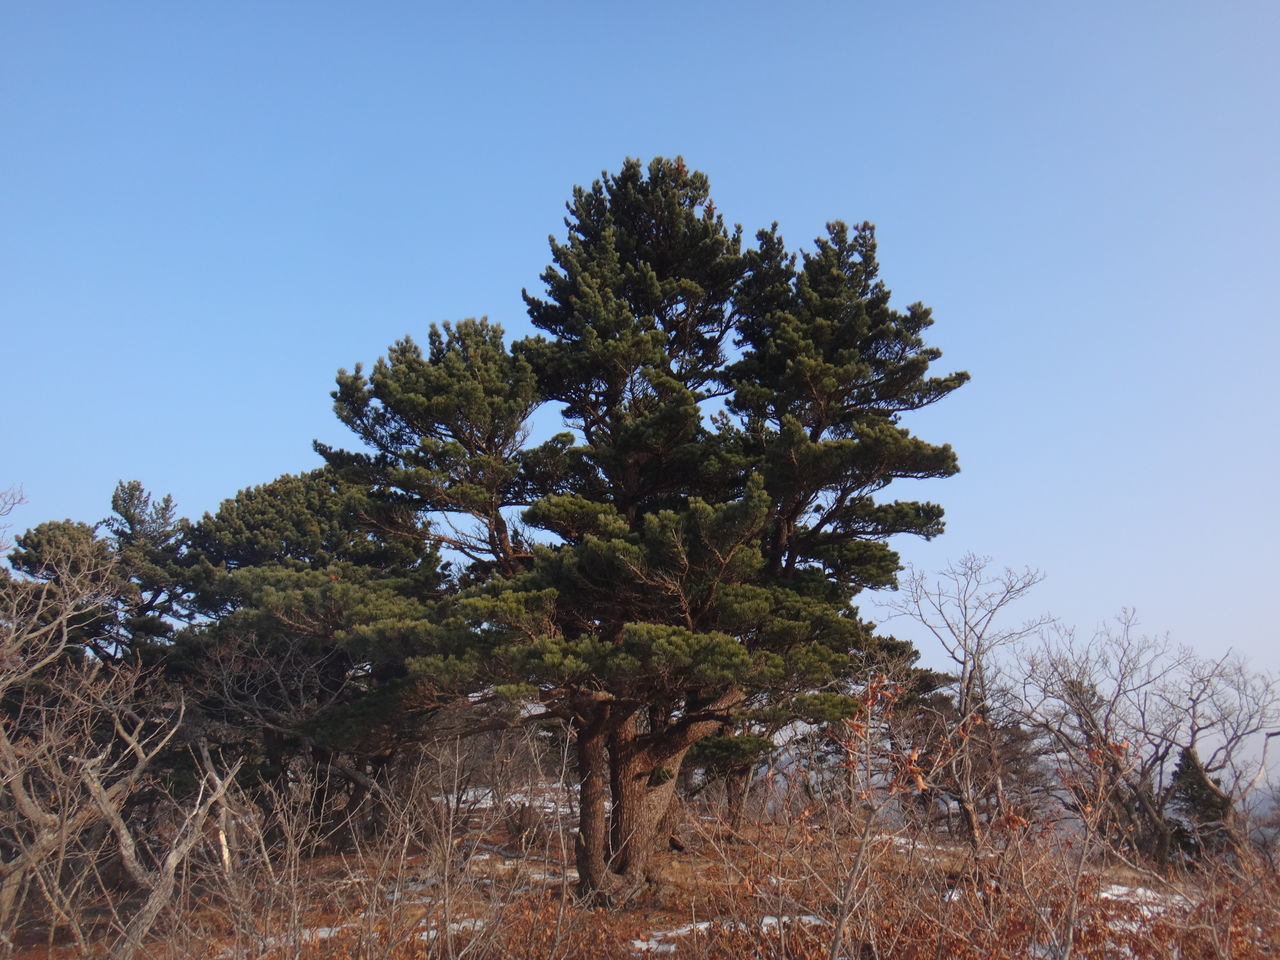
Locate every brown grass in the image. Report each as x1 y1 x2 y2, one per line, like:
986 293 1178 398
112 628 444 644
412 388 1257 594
14 806 1274 960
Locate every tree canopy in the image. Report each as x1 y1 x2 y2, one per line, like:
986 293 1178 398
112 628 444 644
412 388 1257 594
319 156 968 898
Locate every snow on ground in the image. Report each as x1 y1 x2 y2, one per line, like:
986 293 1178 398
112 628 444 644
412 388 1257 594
216 883 1194 960
1097 882 1188 938
1099 883 1182 909
631 915 824 954
214 925 347 958
429 780 577 815
630 921 716 955
418 917 488 939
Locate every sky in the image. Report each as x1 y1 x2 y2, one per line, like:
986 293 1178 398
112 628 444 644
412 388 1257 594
3 1 1278 676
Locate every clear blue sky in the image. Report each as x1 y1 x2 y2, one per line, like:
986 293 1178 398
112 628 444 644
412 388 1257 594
4 1 1277 672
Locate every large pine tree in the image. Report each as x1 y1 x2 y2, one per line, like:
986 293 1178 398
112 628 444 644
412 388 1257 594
321 157 967 899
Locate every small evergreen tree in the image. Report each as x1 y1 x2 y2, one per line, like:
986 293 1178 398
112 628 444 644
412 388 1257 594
1170 745 1241 858
9 481 187 662
176 469 444 827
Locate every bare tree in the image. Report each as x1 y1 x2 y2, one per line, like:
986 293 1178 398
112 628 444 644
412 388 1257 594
0 536 234 959
884 555 1053 846
892 555 1049 716
0 486 22 554
1019 613 1280 865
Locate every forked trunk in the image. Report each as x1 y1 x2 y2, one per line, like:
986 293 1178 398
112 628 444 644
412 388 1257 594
606 714 695 895
573 688 744 903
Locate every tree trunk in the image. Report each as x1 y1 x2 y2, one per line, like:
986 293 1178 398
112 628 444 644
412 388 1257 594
956 796 981 852
607 714 695 898
572 702 618 899
574 688 744 903
724 764 751 830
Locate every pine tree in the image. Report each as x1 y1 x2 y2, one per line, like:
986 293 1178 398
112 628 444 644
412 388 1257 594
323 157 967 899
1170 745 1241 858
9 481 187 662
176 469 443 813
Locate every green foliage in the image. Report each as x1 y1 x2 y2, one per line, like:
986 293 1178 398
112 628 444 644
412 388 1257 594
175 469 446 778
183 469 436 610
1170 746 1238 857
322 155 966 766
316 318 558 581
9 481 187 661
688 732 778 773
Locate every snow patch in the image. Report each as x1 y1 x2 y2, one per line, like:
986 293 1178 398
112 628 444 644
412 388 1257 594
418 917 488 939
631 916 824 954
